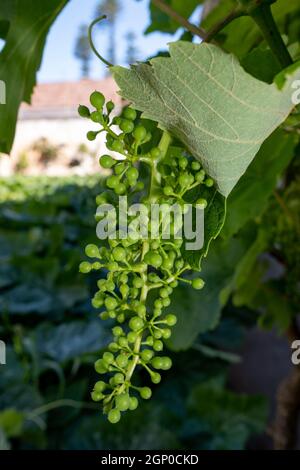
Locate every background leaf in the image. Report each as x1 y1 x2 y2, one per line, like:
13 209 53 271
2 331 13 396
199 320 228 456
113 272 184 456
0 0 68 154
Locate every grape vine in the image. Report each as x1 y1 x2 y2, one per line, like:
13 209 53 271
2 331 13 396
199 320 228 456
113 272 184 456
78 91 215 423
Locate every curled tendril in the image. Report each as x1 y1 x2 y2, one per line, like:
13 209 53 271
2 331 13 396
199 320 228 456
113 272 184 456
88 15 114 67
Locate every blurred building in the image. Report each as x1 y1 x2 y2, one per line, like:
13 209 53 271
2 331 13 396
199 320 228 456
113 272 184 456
0 77 123 176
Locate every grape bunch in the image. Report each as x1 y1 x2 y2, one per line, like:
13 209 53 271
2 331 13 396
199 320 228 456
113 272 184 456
78 91 215 423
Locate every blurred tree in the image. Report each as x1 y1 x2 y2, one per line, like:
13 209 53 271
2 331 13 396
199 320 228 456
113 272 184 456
94 0 121 69
74 24 92 78
125 31 139 64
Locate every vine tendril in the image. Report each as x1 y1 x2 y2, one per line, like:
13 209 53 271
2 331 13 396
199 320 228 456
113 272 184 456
88 15 114 67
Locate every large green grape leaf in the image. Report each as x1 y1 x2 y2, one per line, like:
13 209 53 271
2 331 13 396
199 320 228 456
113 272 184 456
0 0 68 154
113 41 300 197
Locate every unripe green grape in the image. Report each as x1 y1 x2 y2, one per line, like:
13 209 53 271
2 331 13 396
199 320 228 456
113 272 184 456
195 170 205 182
196 198 207 209
114 183 127 195
154 308 162 317
151 357 164 369
161 356 172 370
116 354 128 368
87 131 98 141
140 387 152 399
150 147 161 159
129 316 144 331
78 105 90 118
106 280 115 292
103 351 114 364
108 408 121 424
161 328 171 339
153 329 162 339
108 342 119 352
119 273 128 284
129 396 139 410
96 193 107 205
107 261 119 272
127 331 138 343
85 244 99 258
94 381 106 392
105 297 118 310
92 262 101 270
162 297 170 307
100 154 115 169
166 286 173 295
120 119 135 134
165 314 177 326
99 310 109 319
90 91 105 109
159 288 169 298
118 336 128 347
91 390 104 402
141 349 154 362
117 313 125 323
179 173 190 187
107 175 119 189
148 273 161 283
205 177 214 187
179 157 188 169
170 280 178 288
133 125 147 142
112 246 127 262
111 140 124 153
175 259 184 270
145 132 152 142
123 107 137 121
106 100 115 114
114 162 126 175
163 186 173 196
144 252 162 268
131 288 139 299
91 111 103 123
136 304 146 317
154 299 163 309
133 277 143 288
95 359 107 374
115 393 130 411
127 167 139 181
151 372 161 384
120 284 129 298
192 278 205 290
113 373 124 384
112 326 123 337
191 161 201 171
79 261 92 273
153 340 163 352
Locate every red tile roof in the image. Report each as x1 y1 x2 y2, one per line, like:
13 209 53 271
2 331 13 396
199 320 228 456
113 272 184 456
21 76 122 112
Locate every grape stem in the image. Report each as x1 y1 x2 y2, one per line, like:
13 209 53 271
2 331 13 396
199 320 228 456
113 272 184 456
125 131 172 384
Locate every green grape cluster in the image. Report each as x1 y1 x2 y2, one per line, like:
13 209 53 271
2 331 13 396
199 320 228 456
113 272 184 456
78 91 215 423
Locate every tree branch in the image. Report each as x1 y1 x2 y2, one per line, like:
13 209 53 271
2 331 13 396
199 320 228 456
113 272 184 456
151 0 207 40
204 9 244 43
